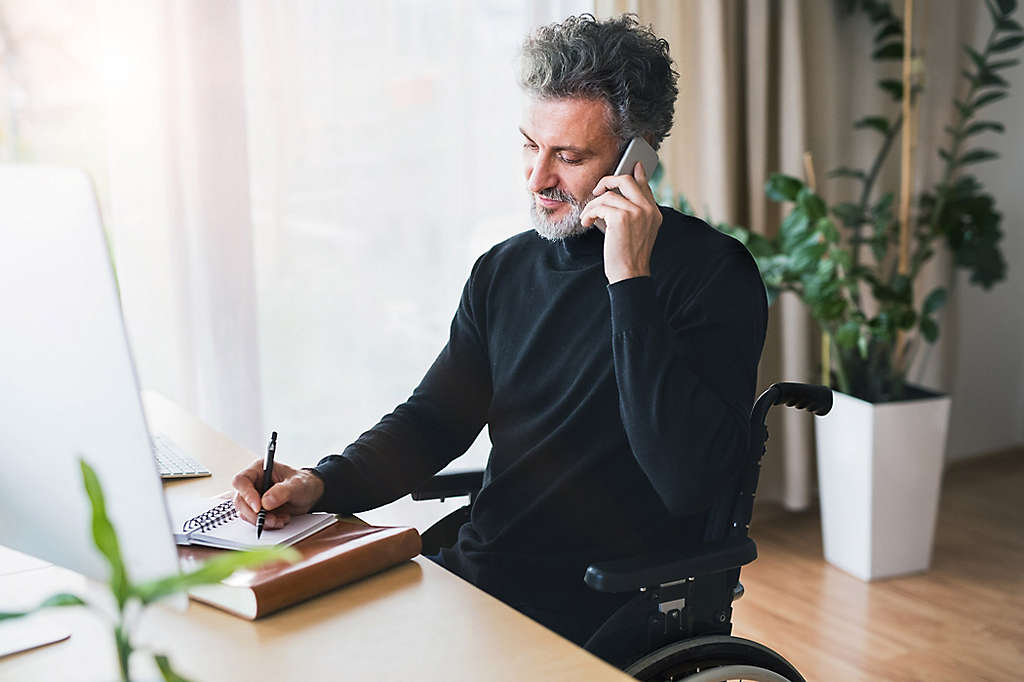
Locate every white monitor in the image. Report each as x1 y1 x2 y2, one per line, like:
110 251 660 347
0 164 182 594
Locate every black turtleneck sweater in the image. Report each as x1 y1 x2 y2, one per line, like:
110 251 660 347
313 206 767 643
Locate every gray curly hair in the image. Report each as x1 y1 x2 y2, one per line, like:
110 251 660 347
518 14 679 151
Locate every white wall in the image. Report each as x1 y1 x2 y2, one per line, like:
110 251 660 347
945 4 1024 459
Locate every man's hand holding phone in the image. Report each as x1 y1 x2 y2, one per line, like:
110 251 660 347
581 149 663 285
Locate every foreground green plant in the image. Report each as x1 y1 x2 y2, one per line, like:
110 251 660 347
0 459 299 682
657 0 1020 402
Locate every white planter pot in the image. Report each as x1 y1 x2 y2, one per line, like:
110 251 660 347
814 388 951 581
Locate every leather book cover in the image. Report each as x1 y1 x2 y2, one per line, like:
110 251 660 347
178 519 422 619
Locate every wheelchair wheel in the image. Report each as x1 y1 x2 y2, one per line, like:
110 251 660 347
624 635 804 682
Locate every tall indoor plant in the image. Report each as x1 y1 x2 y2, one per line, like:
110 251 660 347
658 0 1020 579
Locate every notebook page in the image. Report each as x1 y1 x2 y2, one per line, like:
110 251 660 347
192 513 337 550
168 495 336 549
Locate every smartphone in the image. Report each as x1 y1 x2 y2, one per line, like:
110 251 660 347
595 137 660 232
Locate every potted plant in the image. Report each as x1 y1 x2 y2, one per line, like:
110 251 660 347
656 0 1020 579
0 459 298 682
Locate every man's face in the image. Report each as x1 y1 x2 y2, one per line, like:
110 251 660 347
520 97 621 240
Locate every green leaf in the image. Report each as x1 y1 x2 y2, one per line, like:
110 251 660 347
155 654 194 682
854 116 890 134
964 45 987 73
875 22 902 43
779 211 812 253
997 16 1024 32
0 593 86 621
896 306 918 330
857 330 870 359
958 149 999 165
985 0 1003 22
790 235 828 273
134 546 300 605
873 42 904 60
978 70 1010 87
40 593 87 609
816 217 840 243
833 247 853 271
878 78 903 100
891 273 912 299
920 316 939 343
835 320 860 349
868 3 894 23
991 35 1024 53
827 166 866 181
745 232 776 259
80 459 129 609
953 99 971 117
973 91 1009 109
833 202 864 227
963 120 1006 136
765 174 803 202
988 58 1021 70
996 0 1017 16
939 148 953 163
873 192 895 216
797 188 827 220
922 287 948 315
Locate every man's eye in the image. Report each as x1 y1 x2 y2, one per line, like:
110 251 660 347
558 155 582 165
523 143 538 151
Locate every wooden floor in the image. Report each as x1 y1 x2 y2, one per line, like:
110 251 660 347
732 449 1024 681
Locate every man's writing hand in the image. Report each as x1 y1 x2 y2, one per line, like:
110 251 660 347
580 161 662 284
231 459 324 530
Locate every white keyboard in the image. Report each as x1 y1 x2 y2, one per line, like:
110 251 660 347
152 433 211 479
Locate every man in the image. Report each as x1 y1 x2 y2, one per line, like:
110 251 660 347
233 14 767 651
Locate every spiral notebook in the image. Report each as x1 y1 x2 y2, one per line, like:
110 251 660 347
169 497 338 550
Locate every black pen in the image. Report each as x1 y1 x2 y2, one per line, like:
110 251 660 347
256 431 277 538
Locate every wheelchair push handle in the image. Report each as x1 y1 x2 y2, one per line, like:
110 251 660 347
763 382 832 416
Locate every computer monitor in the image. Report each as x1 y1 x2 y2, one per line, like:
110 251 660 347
0 165 182 595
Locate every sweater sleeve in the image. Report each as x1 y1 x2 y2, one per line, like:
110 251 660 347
312 259 493 514
607 247 767 516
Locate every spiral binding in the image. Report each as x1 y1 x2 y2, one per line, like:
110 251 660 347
182 499 239 534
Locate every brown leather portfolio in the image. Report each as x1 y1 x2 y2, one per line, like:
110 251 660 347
178 520 422 619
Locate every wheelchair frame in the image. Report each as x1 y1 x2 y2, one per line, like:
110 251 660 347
412 382 832 681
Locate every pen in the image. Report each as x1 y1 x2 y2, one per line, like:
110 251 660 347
256 431 277 538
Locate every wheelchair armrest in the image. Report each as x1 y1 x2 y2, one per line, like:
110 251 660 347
411 470 484 501
584 536 757 593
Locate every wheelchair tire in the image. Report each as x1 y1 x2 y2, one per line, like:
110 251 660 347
675 664 791 682
623 635 804 682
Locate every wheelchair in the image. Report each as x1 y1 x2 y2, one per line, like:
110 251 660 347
412 382 832 682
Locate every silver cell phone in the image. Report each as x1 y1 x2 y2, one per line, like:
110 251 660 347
613 136 660 178
595 136 660 232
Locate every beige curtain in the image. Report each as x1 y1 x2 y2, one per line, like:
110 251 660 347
595 0 976 508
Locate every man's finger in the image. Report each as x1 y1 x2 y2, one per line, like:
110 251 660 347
632 161 657 203
581 192 634 226
592 173 648 205
264 511 291 530
234 492 259 525
261 480 291 511
261 475 307 511
231 463 264 513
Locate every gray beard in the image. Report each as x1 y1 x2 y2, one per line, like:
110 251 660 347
529 192 592 241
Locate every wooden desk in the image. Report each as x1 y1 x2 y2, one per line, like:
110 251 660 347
0 392 629 681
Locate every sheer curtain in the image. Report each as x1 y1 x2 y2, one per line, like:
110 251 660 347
239 0 584 527
1 0 581 510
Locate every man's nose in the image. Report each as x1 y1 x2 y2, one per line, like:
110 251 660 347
527 154 556 194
